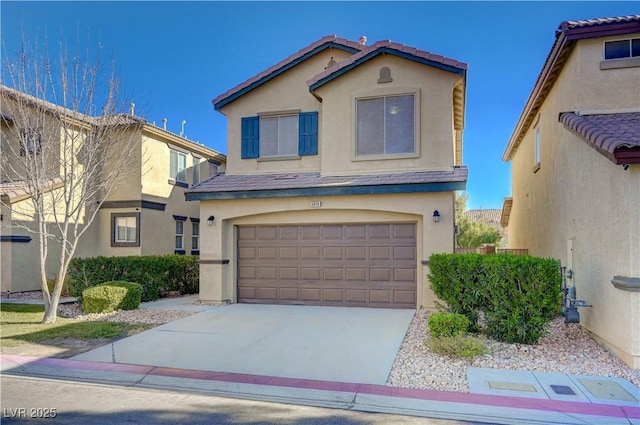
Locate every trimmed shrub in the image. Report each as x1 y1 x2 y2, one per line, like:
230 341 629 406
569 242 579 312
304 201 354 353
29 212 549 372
68 255 199 302
428 312 470 338
429 335 488 359
428 253 562 344
82 281 142 314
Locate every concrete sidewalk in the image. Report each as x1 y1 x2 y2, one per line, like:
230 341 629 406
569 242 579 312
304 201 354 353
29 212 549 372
1 354 638 425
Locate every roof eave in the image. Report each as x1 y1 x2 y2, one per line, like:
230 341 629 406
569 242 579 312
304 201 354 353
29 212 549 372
213 42 360 111
308 47 466 92
186 181 467 201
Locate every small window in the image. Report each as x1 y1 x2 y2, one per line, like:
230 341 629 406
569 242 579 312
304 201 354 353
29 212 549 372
175 220 184 251
191 222 199 250
192 157 201 185
209 162 219 175
356 94 415 156
19 129 42 156
260 114 298 157
111 213 140 247
605 38 640 60
534 127 541 173
170 150 187 183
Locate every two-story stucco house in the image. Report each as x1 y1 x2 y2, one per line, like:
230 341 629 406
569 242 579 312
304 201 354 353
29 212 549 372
1 85 226 293
187 35 467 309
502 16 640 368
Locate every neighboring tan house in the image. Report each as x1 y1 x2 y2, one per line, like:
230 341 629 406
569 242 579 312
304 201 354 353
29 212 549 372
187 35 467 309
501 16 640 368
1 85 226 293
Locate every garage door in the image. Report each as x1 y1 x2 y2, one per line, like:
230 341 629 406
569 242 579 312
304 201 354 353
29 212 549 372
237 223 416 308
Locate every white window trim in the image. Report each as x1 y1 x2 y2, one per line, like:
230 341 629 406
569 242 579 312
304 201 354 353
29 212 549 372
191 222 199 250
603 37 640 60
351 87 421 161
175 220 184 250
258 113 299 158
170 149 188 183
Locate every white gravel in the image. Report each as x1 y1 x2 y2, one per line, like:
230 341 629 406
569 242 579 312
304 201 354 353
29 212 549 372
4 291 639 393
387 308 640 392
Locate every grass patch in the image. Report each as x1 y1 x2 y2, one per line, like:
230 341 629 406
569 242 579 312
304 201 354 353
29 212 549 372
428 335 489 359
1 303 145 347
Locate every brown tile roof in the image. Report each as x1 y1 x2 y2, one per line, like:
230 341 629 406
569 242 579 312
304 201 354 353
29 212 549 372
0 177 65 203
503 15 640 161
559 112 640 163
187 168 467 199
212 35 363 110
307 39 467 89
559 112 640 153
463 209 502 224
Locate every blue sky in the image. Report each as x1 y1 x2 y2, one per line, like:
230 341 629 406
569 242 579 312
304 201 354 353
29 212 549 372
2 1 638 209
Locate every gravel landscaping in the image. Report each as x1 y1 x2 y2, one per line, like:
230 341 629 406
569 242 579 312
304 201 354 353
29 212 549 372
3 291 639 393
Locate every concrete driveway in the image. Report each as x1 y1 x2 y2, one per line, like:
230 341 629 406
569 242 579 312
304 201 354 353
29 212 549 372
72 304 415 385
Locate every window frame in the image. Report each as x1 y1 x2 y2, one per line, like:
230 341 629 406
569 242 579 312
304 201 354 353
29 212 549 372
19 128 42 156
353 89 420 161
174 217 185 254
604 38 640 60
533 126 541 173
111 212 140 247
258 113 299 158
170 149 187 184
192 156 201 186
191 221 200 253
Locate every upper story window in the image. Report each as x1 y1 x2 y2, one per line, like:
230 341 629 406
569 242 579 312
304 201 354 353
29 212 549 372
241 112 318 159
192 156 201 185
170 150 187 183
533 126 541 173
19 128 42 156
356 94 415 157
260 114 298 157
604 38 640 60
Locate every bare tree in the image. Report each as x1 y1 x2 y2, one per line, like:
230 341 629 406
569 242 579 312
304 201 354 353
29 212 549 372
1 33 143 322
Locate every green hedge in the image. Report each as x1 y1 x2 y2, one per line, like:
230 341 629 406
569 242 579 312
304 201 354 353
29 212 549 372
68 255 199 302
82 281 142 314
428 253 562 344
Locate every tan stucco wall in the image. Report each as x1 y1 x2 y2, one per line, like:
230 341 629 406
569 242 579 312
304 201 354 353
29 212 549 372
219 49 352 175
507 36 640 368
198 191 455 309
314 55 462 175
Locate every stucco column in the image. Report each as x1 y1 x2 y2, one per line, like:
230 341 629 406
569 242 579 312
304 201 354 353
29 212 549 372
198 209 226 302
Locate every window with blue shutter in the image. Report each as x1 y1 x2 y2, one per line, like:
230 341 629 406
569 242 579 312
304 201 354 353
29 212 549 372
241 116 259 159
298 111 318 156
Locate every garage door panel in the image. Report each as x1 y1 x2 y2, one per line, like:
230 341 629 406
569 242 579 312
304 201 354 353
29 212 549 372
238 223 416 308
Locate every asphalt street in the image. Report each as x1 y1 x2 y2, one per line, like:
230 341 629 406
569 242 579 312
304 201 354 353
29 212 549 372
1 375 491 425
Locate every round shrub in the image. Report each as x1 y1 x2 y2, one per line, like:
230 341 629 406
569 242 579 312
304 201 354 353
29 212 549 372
82 281 142 314
428 312 471 338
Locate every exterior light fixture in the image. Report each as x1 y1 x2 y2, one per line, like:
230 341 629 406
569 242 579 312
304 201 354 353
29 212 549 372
207 215 215 226
433 210 440 223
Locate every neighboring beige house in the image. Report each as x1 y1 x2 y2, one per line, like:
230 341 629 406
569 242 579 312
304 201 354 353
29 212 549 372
1 85 226 293
502 16 640 368
187 35 467 309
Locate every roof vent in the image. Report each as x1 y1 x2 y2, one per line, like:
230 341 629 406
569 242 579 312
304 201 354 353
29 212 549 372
129 102 135 115
359 35 367 46
162 118 167 130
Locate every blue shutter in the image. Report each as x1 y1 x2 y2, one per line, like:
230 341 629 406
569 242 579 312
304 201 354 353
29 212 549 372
241 116 259 159
298 112 318 156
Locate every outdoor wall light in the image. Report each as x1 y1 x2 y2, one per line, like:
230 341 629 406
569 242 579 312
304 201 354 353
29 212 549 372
433 210 440 223
207 215 215 226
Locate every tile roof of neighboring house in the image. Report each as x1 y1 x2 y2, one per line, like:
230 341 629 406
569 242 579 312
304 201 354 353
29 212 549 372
463 209 502 224
0 177 65 203
186 168 467 200
1 84 226 161
212 35 364 110
503 15 640 161
559 112 640 164
307 39 467 90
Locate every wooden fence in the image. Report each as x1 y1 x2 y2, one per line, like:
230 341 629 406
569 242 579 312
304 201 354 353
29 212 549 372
454 246 528 255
